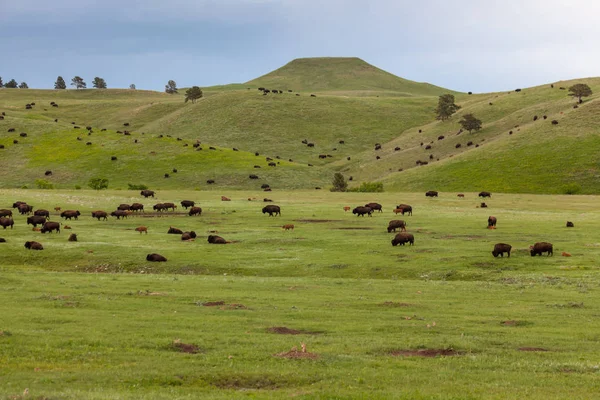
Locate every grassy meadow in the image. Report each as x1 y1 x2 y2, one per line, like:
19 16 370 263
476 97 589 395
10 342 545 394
2 189 600 399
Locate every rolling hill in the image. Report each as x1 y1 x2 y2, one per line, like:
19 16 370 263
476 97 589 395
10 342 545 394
0 58 599 193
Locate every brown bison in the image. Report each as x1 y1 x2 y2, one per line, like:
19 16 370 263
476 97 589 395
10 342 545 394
110 210 129 219
60 210 81 220
566 221 574 228
262 205 281 216
180 200 195 209
128 203 143 212
27 215 47 227
282 224 294 230
530 242 553 256
352 206 372 217
181 231 197 240
387 220 407 233
152 203 165 211
91 211 108 221
488 216 497 228
18 204 34 215
34 209 50 219
457 193 465 198
188 206 202 216
140 190 155 198
168 227 183 235
425 191 438 197
479 191 492 198
365 203 383 213
0 209 12 218
118 204 131 211
391 233 414 246
24 241 44 250
0 217 14 229
395 204 413 216
162 202 176 211
12 201 26 209
480 202 488 208
146 253 167 262
68 233 78 242
135 226 148 234
221 196 231 201
208 235 228 244
492 243 512 257
41 221 60 234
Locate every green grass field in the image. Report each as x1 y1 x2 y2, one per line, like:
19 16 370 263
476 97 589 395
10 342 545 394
2 189 600 399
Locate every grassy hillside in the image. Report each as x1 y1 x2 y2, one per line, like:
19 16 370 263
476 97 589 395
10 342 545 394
247 57 453 96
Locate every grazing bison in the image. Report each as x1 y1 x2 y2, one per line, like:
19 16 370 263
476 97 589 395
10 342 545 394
387 220 407 233
530 242 553 256
425 191 438 197
91 211 108 221
207 235 228 244
110 210 129 219
146 253 167 262
18 204 34 215
60 210 81 220
24 241 44 250
395 204 413 216
492 243 512 257
566 221 574 228
41 221 60 234
0 217 14 229
180 200 195 209
188 206 202 216
365 203 383 213
118 204 131 211
352 206 372 217
0 209 12 218
181 231 197 240
262 205 281 216
391 232 414 246
130 203 144 212
140 190 155 198
478 191 492 198
282 224 294 230
488 216 497 228
68 233 78 242
34 209 50 219
135 226 148 234
27 215 47 227
167 227 183 234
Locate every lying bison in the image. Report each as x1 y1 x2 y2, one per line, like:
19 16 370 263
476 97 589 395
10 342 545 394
68 233 78 242
365 202 383 213
181 231 197 241
180 200 195 209
208 235 228 244
168 227 183 234
27 215 47 227
188 206 202 216
566 221 574 228
91 211 108 221
25 241 44 250
41 221 60 234
478 191 492 198
387 220 407 233
262 205 281 216
0 217 14 229
488 216 497 228
391 232 414 246
140 190 155 198
146 253 167 262
530 242 553 256
492 243 512 257
425 191 438 197
60 210 81 220
352 206 372 217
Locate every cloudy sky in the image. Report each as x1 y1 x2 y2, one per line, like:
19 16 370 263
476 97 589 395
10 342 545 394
1 0 598 92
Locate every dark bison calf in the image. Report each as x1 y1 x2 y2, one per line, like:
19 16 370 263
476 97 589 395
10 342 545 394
488 216 497 227
41 221 60 234
492 243 512 257
530 242 553 256
479 191 492 198
25 241 44 250
146 253 167 262
188 206 202 216
365 202 382 213
391 233 414 246
425 191 438 197
208 235 228 244
352 206 372 217
262 205 281 216
387 220 407 233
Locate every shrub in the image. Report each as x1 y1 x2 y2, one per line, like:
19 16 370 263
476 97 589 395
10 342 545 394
75 185 81 190
562 183 581 195
35 179 54 189
88 178 109 191
348 182 384 193
128 183 149 190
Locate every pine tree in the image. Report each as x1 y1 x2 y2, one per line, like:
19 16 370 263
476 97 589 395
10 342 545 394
18 82 29 89
71 76 86 89
330 173 348 192
55 76 67 89
92 77 107 89
129 84 136 90
165 80 178 94
184 86 203 103
5 79 18 88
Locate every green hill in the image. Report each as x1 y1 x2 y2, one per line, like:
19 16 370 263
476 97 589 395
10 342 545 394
246 57 453 96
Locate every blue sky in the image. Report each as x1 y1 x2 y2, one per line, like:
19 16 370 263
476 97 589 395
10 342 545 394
1 0 598 92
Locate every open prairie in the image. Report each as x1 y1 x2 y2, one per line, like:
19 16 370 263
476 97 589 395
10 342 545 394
2 189 600 399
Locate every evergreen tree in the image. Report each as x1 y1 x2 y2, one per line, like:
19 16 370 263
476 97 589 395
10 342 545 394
459 113 483 133
5 79 18 88
435 94 460 121
184 86 203 103
18 82 29 89
0 77 3 87
165 80 178 94
330 173 348 192
568 83 592 104
129 84 136 90
92 77 107 89
71 76 86 89
55 76 67 89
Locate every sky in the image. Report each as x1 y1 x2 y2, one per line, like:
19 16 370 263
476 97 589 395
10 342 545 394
1 0 599 93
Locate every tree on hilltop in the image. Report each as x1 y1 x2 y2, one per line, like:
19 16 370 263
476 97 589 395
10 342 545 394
0 77 3 87
18 82 29 89
184 86 203 103
165 80 178 94
92 77 107 89
129 84 136 90
55 76 67 89
459 113 482 133
5 79 18 88
435 94 460 121
568 83 592 104
71 76 86 89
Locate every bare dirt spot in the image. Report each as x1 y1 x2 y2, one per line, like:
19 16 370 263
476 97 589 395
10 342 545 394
389 348 461 357
267 327 322 335
172 341 200 354
202 301 225 306
519 347 548 352
381 301 413 307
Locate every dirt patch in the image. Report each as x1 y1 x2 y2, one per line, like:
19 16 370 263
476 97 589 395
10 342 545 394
295 219 339 223
267 327 322 335
389 348 461 357
172 341 200 354
336 227 374 230
202 301 225 307
381 301 413 308
518 347 548 352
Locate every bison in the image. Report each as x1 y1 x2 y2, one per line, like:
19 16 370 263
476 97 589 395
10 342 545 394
478 191 492 198
34 209 50 219
262 205 281 216
18 204 34 215
68 233 78 242
396 204 413 216
27 215 47 227
180 200 195 209
352 206 372 217
488 216 497 228
282 224 294 230
135 226 148 234
91 211 108 221
167 227 183 234
130 203 144 212
146 253 167 262
492 243 512 257
118 204 131 211
188 206 202 216
60 210 81 220
387 220 407 233
24 241 44 250
0 217 14 229
41 221 60 234
530 242 553 256
140 190 155 198
425 191 438 197
181 231 197 240
365 203 383 213
0 209 12 218
343 206 351 212
110 210 129 219
566 221 574 228
391 232 414 246
207 235 228 244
